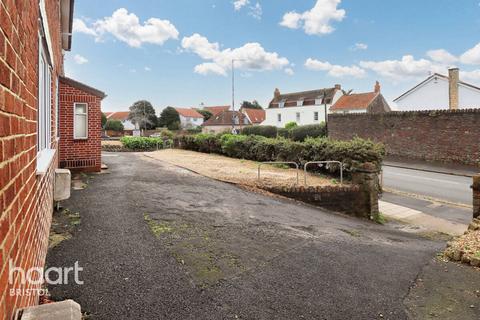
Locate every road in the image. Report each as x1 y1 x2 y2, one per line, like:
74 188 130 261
382 166 472 206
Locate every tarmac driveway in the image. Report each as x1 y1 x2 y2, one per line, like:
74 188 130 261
46 152 447 320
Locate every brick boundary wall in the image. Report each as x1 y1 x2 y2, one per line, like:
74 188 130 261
328 109 480 166
0 1 63 319
59 81 102 172
259 164 380 219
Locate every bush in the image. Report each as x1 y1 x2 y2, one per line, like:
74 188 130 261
120 136 172 151
285 122 298 130
290 123 326 142
241 125 278 138
179 133 385 172
105 119 124 132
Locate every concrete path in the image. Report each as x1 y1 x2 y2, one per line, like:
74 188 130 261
379 200 467 236
46 152 477 320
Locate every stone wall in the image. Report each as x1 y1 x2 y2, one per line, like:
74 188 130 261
329 109 480 166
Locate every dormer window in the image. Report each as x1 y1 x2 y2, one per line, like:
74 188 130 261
297 99 304 107
279 99 286 108
315 95 324 105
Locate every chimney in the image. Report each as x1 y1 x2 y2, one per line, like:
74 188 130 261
334 84 341 90
274 88 281 99
374 81 381 93
449 68 459 110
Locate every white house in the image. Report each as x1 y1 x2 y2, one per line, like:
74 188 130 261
330 82 391 114
394 68 480 111
263 86 344 127
175 108 204 129
105 111 136 130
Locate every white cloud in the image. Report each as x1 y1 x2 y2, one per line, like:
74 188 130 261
305 58 365 78
233 0 249 11
359 55 442 80
460 43 480 65
75 8 179 48
350 42 368 51
144 66 151 71
461 69 480 82
280 0 346 35
426 49 458 64
249 3 263 20
73 18 97 36
284 68 295 76
181 33 290 76
73 54 88 65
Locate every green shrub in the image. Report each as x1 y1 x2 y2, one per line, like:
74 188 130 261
241 125 278 138
284 122 298 130
105 119 124 132
290 123 326 142
179 133 385 172
120 136 172 151
277 127 290 139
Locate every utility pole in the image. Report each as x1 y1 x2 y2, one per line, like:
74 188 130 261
324 102 329 137
231 59 246 134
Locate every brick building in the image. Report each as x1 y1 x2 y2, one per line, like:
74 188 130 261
59 77 105 172
0 0 102 318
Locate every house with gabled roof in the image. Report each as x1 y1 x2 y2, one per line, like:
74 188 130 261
175 107 204 129
202 105 230 116
241 107 266 124
394 68 480 111
105 111 136 130
263 85 344 127
202 110 250 133
330 82 390 114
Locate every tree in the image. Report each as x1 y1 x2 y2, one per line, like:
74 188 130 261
241 100 263 110
158 106 181 130
101 113 107 128
128 100 158 131
285 122 298 130
197 109 213 121
105 119 124 132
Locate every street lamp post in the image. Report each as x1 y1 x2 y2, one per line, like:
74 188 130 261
231 59 246 133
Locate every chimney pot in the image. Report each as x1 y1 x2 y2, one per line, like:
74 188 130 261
448 68 459 110
334 84 341 90
374 81 381 93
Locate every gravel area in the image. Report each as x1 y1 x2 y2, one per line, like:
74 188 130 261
145 149 339 189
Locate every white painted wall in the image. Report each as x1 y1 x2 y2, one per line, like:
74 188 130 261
395 77 480 110
179 115 203 128
263 105 329 127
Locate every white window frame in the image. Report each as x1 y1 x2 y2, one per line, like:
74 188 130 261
296 112 301 122
314 112 319 121
74 103 88 139
277 113 282 122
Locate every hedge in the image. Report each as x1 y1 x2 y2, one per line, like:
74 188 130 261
241 123 326 141
120 136 173 151
178 133 385 171
241 125 278 138
290 123 326 141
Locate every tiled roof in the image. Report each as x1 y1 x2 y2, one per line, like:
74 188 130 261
242 108 265 124
106 111 130 121
175 108 204 118
202 106 230 116
330 92 378 111
203 111 249 126
268 88 338 109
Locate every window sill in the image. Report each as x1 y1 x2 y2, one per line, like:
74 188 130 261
36 149 56 175
74 137 88 140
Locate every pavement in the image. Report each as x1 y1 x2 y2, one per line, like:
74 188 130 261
384 158 479 178
44 152 480 320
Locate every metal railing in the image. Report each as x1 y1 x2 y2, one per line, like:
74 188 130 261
258 162 300 184
304 161 343 185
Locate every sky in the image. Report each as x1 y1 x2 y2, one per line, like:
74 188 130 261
66 0 480 113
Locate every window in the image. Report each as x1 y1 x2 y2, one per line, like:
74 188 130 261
296 112 300 122
38 39 52 152
315 95 324 105
314 112 319 121
279 99 286 108
297 100 304 107
277 113 282 122
74 103 88 139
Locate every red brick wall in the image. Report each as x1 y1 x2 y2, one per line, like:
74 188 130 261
59 81 102 172
329 109 480 166
0 1 63 319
